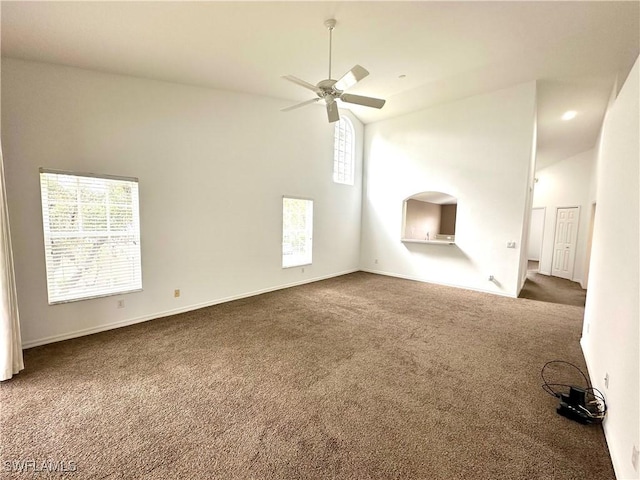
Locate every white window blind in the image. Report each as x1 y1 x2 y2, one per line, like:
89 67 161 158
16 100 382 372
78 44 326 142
282 197 313 268
39 169 142 304
333 117 355 185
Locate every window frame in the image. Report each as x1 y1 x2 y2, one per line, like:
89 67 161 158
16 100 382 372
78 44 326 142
281 196 314 269
333 117 355 186
39 168 143 304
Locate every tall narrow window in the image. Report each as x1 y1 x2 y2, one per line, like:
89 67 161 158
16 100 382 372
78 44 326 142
39 169 142 304
333 117 355 185
282 197 313 268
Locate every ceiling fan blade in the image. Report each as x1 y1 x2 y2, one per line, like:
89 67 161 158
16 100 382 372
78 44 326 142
281 98 320 112
340 93 386 109
326 101 340 123
282 75 322 94
334 65 369 91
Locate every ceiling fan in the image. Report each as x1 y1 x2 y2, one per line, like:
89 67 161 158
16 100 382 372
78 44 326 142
281 19 386 123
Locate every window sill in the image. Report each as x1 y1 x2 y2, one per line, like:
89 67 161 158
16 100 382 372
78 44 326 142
401 239 455 245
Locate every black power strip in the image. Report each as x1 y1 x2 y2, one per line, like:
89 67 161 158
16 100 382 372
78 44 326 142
541 360 607 425
556 386 603 424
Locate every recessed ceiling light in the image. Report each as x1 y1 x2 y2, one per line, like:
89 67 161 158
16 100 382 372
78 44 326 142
562 110 577 121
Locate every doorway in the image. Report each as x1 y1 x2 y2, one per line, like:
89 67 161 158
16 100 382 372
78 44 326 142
528 207 545 272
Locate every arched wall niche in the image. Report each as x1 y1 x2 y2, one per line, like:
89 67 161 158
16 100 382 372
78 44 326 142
401 191 457 244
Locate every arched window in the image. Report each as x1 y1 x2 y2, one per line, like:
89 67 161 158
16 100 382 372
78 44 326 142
333 117 355 185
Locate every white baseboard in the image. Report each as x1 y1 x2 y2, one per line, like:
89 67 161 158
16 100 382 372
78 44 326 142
22 269 359 349
359 268 517 298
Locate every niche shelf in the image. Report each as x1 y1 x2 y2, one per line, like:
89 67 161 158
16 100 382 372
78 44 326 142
401 191 457 245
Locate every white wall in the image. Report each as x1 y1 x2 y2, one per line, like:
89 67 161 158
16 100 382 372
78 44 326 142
518 112 538 292
582 57 639 480
1 58 364 347
532 148 596 286
360 82 537 297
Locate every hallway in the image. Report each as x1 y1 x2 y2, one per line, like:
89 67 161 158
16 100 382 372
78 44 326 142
519 264 587 307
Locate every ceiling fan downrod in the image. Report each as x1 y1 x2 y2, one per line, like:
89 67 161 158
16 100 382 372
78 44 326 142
325 19 337 80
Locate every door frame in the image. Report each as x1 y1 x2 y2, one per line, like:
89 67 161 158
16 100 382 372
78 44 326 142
528 207 546 269
551 205 581 280
582 202 597 288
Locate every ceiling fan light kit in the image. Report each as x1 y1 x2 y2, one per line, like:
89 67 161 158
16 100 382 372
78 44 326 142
282 18 386 123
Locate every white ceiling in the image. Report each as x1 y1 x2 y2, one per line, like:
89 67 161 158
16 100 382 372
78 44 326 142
2 1 638 170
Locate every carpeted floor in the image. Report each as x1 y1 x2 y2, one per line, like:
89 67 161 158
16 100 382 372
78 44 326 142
1 272 612 479
519 271 587 307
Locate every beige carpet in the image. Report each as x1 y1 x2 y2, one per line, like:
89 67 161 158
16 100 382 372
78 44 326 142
1 272 613 479
519 271 587 307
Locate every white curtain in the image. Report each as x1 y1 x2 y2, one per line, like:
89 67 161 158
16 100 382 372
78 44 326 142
0 144 23 381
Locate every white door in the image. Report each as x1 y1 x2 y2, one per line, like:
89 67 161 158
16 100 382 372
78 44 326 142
552 207 579 280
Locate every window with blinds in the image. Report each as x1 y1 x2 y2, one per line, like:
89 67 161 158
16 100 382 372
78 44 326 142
282 197 313 268
333 117 355 185
39 169 142 304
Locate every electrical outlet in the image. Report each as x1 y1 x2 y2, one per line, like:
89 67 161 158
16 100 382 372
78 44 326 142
301 267 305 273
374 259 378 264
604 373 609 389
586 323 590 334
174 289 180 298
632 445 639 472
117 300 125 309
506 241 517 248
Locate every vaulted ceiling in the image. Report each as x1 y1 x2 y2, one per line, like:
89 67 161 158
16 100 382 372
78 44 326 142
2 1 638 169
